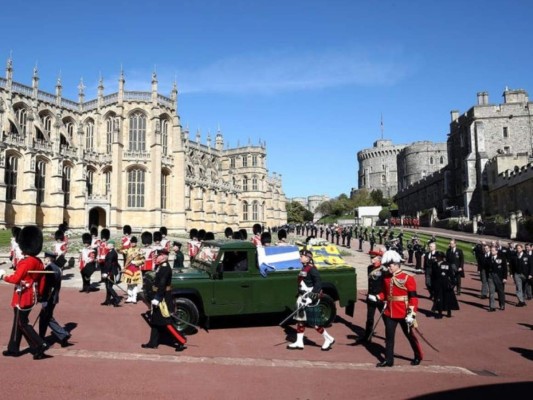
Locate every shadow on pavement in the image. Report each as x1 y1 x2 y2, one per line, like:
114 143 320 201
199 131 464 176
409 382 533 399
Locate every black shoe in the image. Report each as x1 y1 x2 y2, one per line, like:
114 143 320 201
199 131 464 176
481 295 488 299
100 301 110 306
2 350 21 357
435 313 443 319
517 302 526 307
376 360 393 368
499 306 505 311
488 308 496 312
411 358 422 366
79 288 87 293
355 337 369 345
60 335 73 348
175 344 186 352
456 291 461 296
112 300 121 307
446 311 452 318
141 343 158 349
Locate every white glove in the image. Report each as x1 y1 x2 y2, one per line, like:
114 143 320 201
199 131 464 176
0 269 5 280
367 294 378 302
101 273 108 279
405 311 416 326
151 299 160 307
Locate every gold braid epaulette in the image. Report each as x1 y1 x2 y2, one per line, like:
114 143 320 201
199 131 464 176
391 269 411 291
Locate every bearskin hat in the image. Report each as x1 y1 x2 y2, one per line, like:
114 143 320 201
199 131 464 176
204 231 215 240
90 226 98 237
100 228 110 241
54 229 65 241
198 229 206 241
58 222 68 233
261 232 272 245
239 228 248 240
232 231 242 240
141 231 153 245
189 228 199 240
277 229 287 240
82 233 92 245
224 227 233 238
130 236 138 243
253 223 262 235
159 226 168 236
18 225 43 256
123 225 132 235
153 231 163 243
11 226 21 240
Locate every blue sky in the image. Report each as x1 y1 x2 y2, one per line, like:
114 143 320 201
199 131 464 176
2 0 533 199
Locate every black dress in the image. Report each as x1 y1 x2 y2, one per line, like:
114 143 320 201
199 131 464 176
432 261 460 314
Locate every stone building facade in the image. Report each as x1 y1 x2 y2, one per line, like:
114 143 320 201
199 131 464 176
289 195 329 213
357 139 405 198
446 89 533 218
0 58 286 233
395 88 533 220
396 141 448 191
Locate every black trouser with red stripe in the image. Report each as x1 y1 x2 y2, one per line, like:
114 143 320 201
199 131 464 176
382 315 423 364
8 308 46 354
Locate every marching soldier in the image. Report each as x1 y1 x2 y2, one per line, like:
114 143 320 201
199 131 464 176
369 250 423 367
510 244 530 307
159 226 171 252
100 240 122 307
423 242 439 299
0 226 49 359
121 236 144 303
252 224 263 247
53 229 68 270
142 249 187 351
407 239 414 264
9 226 22 270
286 250 335 351
355 250 385 344
413 239 424 270
38 251 72 347
431 251 459 318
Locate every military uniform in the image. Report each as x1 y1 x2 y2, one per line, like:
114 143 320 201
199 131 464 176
431 257 460 318
446 246 465 295
487 252 507 311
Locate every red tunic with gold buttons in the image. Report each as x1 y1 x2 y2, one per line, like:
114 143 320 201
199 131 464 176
377 269 418 319
4 255 45 309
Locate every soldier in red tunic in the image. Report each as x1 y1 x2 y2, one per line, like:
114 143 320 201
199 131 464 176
370 250 423 367
0 225 49 359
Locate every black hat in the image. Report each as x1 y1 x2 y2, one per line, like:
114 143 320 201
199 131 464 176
189 228 198 240
173 241 182 247
224 227 233 238
239 228 248 240
157 248 170 256
153 231 163 242
253 223 262 235
123 225 132 235
130 236 138 243
277 229 287 240
141 231 153 245
261 232 272 245
101 228 110 241
232 231 243 240
198 229 206 241
44 251 56 260
90 226 98 236
18 225 43 256
204 231 215 240
11 226 21 240
54 229 65 241
299 249 313 258
82 233 92 244
160 226 168 236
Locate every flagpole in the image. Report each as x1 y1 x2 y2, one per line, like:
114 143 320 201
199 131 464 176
380 113 384 139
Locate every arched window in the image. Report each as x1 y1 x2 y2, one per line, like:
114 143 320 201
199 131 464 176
161 172 168 209
129 112 146 152
252 176 258 191
243 176 248 191
5 155 18 202
62 165 71 206
15 108 27 135
381 174 386 184
161 119 169 156
128 168 145 207
252 201 258 220
430 156 434 165
106 118 115 154
85 121 94 151
440 156 444 164
66 121 74 138
42 115 52 132
86 169 94 196
36 160 46 205
243 201 249 221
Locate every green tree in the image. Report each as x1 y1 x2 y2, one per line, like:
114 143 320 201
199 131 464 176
286 201 310 223
370 189 384 205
